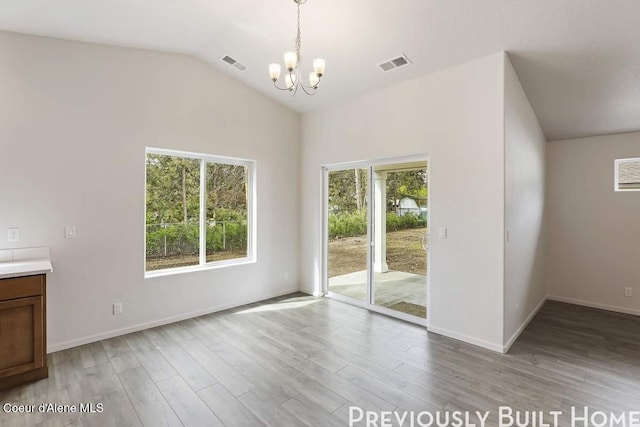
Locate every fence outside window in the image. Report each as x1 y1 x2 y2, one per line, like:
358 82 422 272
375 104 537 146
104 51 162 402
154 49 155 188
145 221 247 259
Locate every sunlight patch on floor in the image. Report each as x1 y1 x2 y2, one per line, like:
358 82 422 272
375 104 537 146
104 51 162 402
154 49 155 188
234 298 321 314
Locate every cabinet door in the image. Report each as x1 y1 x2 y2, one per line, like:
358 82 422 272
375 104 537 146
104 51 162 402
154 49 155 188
0 296 44 378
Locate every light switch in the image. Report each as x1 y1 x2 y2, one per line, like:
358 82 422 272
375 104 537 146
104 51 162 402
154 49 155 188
7 228 19 242
65 226 76 239
439 226 447 239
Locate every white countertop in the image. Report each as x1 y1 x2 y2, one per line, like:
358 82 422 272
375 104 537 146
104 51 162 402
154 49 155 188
0 247 53 279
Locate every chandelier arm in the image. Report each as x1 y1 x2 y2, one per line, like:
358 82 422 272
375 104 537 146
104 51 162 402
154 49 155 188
299 84 317 96
290 69 299 94
273 81 292 91
298 76 321 91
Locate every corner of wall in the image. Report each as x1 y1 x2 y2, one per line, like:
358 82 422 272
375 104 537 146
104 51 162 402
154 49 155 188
502 51 547 350
500 51 508 347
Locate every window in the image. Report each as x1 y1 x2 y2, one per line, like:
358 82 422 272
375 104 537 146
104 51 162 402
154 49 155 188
145 148 255 276
615 158 640 192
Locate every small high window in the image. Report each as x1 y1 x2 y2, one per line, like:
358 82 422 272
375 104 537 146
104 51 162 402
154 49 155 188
145 148 256 276
615 158 640 192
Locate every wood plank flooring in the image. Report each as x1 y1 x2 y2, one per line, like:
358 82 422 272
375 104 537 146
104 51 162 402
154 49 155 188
1 294 639 426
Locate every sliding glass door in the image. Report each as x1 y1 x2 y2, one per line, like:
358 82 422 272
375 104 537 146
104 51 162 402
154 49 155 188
324 157 429 323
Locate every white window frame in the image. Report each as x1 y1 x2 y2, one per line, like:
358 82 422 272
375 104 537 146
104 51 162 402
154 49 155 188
614 157 640 192
144 147 257 278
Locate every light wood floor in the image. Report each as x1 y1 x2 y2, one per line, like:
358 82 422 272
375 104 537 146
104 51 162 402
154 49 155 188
1 294 639 427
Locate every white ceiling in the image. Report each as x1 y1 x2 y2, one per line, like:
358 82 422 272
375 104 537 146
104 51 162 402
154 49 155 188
1 0 639 141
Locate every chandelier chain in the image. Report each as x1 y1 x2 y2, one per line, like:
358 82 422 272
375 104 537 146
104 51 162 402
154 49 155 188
295 2 302 65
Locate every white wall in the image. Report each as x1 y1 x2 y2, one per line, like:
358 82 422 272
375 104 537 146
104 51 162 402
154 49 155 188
0 32 300 351
503 55 547 349
546 132 640 315
300 53 506 351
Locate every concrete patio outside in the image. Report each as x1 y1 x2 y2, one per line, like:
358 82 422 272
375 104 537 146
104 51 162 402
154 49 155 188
328 269 427 318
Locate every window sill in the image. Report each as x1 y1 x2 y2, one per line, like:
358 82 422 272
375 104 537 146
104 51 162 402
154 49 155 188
144 258 256 279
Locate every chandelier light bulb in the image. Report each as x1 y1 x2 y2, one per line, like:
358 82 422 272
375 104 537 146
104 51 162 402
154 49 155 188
313 58 325 77
284 52 297 71
269 63 282 81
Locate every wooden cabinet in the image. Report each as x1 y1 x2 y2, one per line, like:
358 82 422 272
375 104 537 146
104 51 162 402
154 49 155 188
0 274 48 390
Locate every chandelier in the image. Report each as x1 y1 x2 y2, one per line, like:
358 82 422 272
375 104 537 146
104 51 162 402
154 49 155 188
268 0 325 96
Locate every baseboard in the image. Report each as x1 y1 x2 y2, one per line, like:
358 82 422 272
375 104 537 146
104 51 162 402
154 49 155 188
427 325 504 353
547 294 640 317
502 296 547 353
47 286 300 353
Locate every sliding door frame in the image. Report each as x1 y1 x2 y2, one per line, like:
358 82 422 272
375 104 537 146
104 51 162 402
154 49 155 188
322 154 430 327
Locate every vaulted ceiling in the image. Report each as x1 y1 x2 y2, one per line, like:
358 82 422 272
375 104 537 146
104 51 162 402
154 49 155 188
1 0 639 141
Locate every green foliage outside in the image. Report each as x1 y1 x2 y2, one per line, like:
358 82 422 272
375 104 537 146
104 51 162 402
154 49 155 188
329 211 425 239
328 168 428 239
206 220 247 253
146 155 201 225
146 221 248 258
145 154 248 260
146 223 198 258
328 211 367 238
387 170 428 202
328 169 428 213
386 212 425 232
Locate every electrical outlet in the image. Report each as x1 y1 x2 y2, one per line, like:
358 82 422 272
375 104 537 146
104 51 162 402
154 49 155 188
7 228 19 242
625 287 632 297
284 272 289 281
113 302 123 315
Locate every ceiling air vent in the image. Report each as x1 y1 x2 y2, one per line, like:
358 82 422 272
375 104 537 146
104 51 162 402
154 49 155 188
378 54 412 72
221 55 247 72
